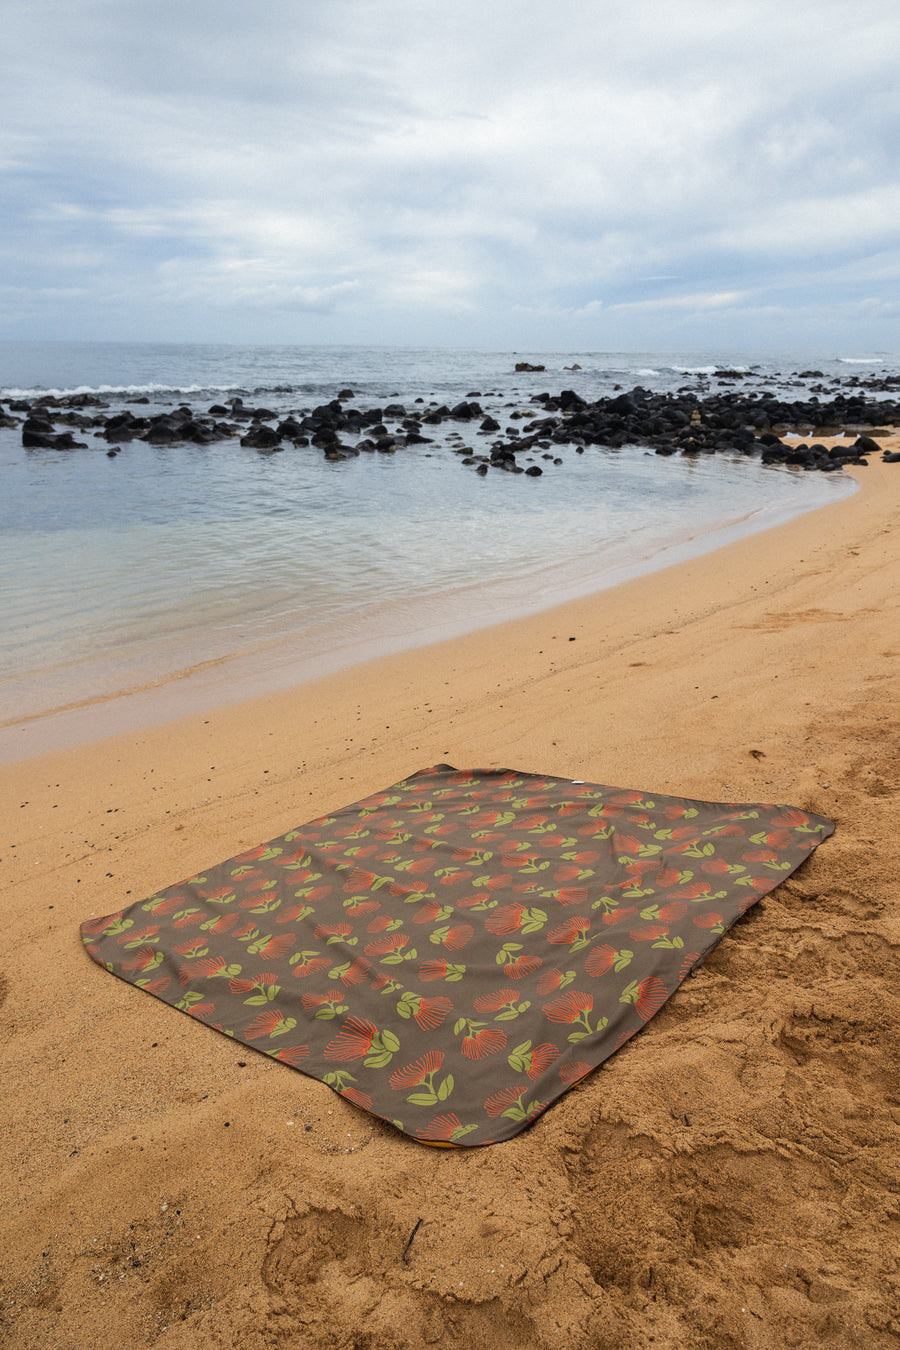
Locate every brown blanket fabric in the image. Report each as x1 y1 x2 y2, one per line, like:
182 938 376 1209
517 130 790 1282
81 765 833 1145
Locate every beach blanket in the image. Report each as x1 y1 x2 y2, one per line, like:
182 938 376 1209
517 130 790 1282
81 765 833 1146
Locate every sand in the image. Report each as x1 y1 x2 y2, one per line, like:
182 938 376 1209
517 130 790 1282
2 445 899 1350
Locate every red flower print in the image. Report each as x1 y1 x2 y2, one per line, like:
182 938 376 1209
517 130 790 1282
542 990 593 1023
693 912 724 929
244 1009 291 1040
198 887 237 904
656 901 688 921
503 954 542 980
662 804 689 819
341 957 373 986
412 901 444 925
206 913 240 935
141 977 171 996
389 1051 444 1089
600 906 638 926
340 1087 373 1111
700 858 732 874
441 925 474 951
143 895 188 915
461 1028 507 1060
438 870 471 886
555 887 590 906
536 968 566 995
173 909 209 927
553 865 585 884
174 955 229 988
501 852 539 870
232 844 269 864
323 1017 378 1060
609 790 644 804
763 829 793 848
274 1045 310 1066
118 924 159 945
679 951 702 979
457 892 492 908
484 904 527 935
291 956 331 979
365 934 409 958
473 989 521 1013
343 900 380 917
305 886 334 903
343 868 376 893
277 904 311 925
314 922 353 940
389 879 428 899
484 1085 528 1117
301 987 345 1010
547 916 591 945
612 832 642 854
770 807 810 828
172 938 206 957
513 813 550 830
366 915 393 933
186 1001 215 1019
121 946 160 972
257 934 297 961
559 1061 593 1084
179 955 233 982
655 867 681 887
624 857 659 876
416 1113 465 1142
413 997 455 1031
668 881 712 900
584 944 617 977
635 977 669 1022
418 960 450 982
526 1043 559 1080
629 924 670 942
742 848 778 863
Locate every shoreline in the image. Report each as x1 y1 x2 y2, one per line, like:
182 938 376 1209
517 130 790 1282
0 450 854 767
2 450 899 1348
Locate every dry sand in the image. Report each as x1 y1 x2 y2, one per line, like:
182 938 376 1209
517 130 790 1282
2 445 899 1350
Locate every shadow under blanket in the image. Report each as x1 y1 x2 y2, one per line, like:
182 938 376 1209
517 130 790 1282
81 765 834 1146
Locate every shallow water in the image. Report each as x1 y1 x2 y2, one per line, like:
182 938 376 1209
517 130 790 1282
0 342 871 761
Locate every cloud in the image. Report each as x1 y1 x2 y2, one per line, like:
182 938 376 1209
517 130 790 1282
1 0 899 345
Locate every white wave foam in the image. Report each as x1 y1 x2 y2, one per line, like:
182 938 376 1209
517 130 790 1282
0 381 242 399
837 357 882 365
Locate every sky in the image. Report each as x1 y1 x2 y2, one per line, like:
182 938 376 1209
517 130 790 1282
3 0 900 352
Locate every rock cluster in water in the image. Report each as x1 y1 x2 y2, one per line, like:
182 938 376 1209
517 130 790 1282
4 371 900 474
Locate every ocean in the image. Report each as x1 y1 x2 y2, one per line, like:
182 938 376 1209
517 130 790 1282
2 342 892 763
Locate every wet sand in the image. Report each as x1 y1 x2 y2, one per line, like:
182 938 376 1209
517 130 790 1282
2 445 899 1349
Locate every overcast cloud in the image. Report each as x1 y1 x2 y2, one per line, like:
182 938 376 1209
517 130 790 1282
3 0 899 350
